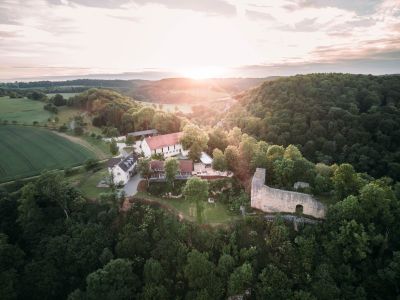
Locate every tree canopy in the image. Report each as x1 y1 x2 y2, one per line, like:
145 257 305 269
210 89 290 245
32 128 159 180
227 74 400 180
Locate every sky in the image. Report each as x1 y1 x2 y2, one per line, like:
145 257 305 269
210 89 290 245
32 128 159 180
0 0 399 81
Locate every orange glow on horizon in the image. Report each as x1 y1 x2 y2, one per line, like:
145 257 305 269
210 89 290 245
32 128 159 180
179 66 228 79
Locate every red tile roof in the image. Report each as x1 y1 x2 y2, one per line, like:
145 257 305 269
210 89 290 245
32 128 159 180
179 160 193 173
150 160 164 170
150 159 193 173
144 132 183 150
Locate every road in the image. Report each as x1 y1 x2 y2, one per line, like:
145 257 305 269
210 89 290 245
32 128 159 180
123 173 142 196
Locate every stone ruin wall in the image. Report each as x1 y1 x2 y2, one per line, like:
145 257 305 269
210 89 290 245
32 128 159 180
251 168 326 219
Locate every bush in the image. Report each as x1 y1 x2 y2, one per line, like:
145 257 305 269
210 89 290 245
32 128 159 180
64 167 81 176
148 181 185 196
74 125 84 136
51 94 66 106
228 191 250 213
84 159 100 171
126 135 135 145
58 124 68 132
44 103 58 113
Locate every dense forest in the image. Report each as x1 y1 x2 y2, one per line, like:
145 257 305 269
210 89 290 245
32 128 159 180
1 159 400 299
1 125 400 299
227 74 400 180
1 75 400 299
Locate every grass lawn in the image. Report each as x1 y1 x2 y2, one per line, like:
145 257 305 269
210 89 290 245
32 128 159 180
67 168 111 199
80 135 111 157
0 125 98 183
0 96 52 124
135 191 237 226
55 106 102 134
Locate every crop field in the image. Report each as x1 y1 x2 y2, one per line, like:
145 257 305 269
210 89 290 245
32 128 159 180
0 96 51 124
0 126 97 183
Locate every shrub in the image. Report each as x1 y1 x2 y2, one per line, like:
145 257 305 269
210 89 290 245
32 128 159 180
84 159 100 171
58 124 68 132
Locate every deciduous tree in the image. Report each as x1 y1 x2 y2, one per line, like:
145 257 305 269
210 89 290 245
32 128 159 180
164 157 179 188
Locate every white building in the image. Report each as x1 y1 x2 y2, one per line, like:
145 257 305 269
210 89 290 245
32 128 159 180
141 132 188 158
107 154 138 185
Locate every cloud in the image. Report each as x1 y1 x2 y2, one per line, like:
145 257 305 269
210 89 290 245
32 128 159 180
245 9 275 21
46 0 237 16
0 30 20 38
134 0 236 16
309 37 400 63
235 50 400 76
292 0 381 15
0 3 20 25
46 0 131 9
280 17 320 32
0 0 399 80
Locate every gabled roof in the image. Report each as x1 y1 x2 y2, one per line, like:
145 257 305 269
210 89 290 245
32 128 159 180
127 129 158 137
150 159 193 173
107 157 122 168
150 160 164 171
179 160 193 173
144 132 183 150
118 153 138 172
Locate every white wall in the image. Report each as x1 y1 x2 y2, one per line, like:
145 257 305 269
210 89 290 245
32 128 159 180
109 162 137 185
110 166 129 185
142 142 187 158
141 140 152 157
163 144 182 157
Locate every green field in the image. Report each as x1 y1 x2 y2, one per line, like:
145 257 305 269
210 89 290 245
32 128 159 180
0 126 97 183
0 96 52 124
67 168 111 199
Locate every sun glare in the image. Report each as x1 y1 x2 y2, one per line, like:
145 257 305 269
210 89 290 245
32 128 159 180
180 66 227 79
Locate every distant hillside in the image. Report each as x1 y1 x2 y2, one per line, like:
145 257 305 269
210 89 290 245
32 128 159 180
126 77 268 103
0 77 268 104
226 73 400 180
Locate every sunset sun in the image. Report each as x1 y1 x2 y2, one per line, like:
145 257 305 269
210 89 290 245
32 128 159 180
180 66 227 79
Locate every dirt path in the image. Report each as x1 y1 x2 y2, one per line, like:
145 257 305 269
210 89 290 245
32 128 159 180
53 131 108 159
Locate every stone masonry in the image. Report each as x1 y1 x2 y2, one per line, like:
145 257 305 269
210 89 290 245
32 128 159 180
251 168 326 219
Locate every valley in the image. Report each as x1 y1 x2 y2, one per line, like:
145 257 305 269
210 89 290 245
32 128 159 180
0 74 399 300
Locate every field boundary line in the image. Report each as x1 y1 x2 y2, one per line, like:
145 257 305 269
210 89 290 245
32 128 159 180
52 131 108 159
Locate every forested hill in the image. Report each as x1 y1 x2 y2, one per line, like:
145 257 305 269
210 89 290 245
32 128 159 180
227 73 400 180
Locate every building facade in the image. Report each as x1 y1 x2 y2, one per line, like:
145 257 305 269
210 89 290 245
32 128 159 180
107 154 138 185
149 159 193 181
141 132 188 158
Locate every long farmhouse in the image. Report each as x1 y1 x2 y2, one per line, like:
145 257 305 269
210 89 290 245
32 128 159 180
141 132 188 158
